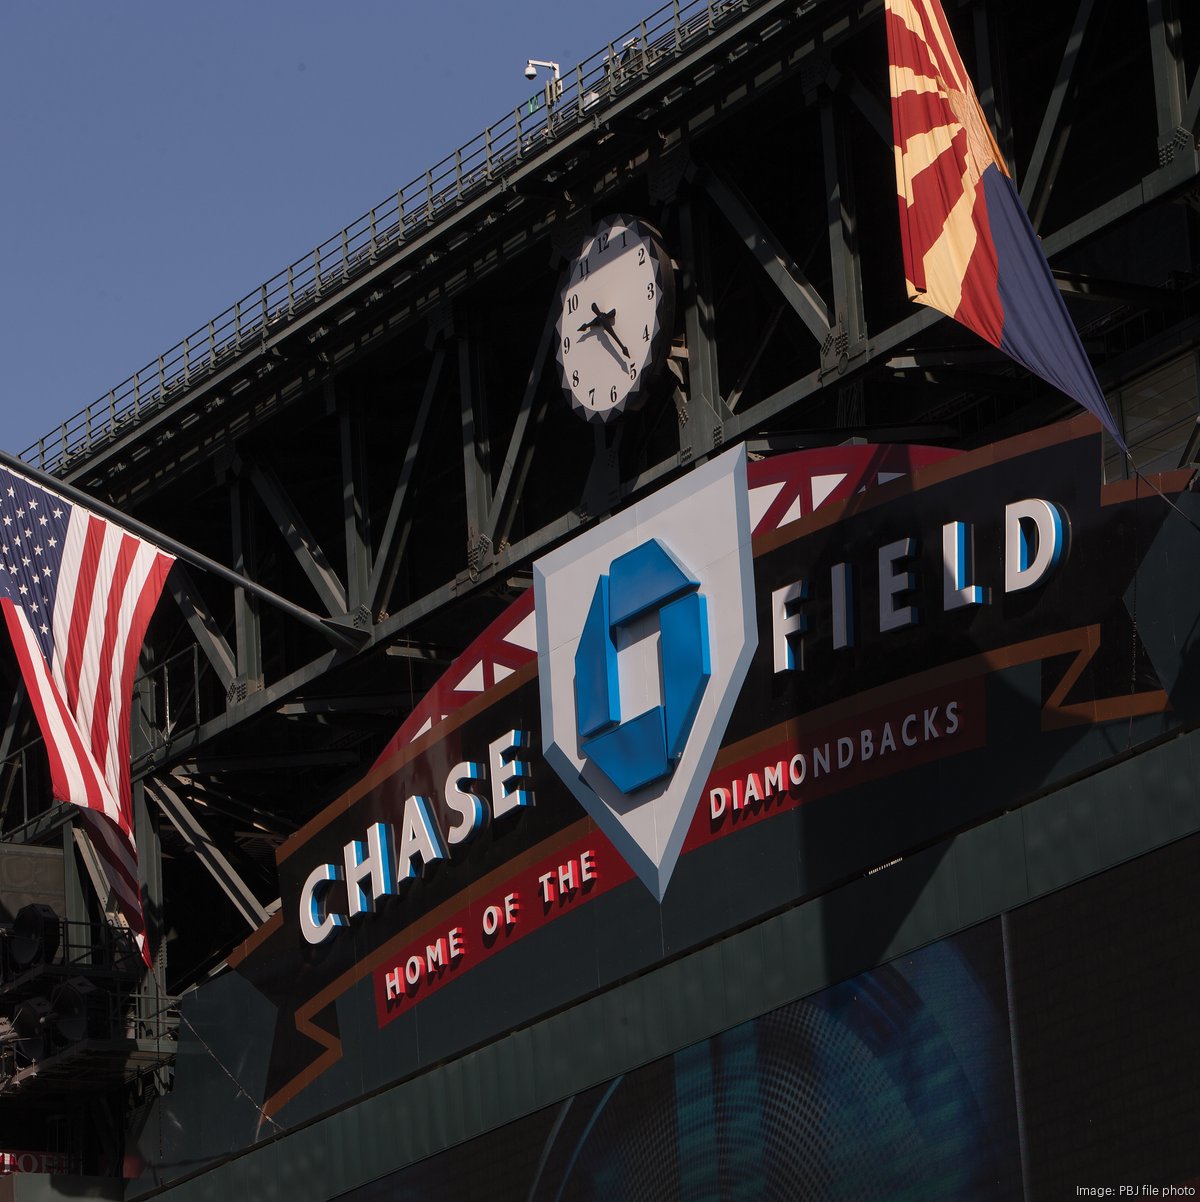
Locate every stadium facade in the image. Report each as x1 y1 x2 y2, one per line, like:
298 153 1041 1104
1 0 1199 1198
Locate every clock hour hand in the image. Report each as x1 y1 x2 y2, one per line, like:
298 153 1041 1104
577 303 615 332
590 303 631 358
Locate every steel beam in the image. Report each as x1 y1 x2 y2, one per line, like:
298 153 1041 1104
337 380 372 619
678 193 724 462
0 684 27 832
821 91 867 375
1052 270 1188 308
826 64 892 147
247 460 348 619
368 342 445 615
277 694 413 716
1185 69 1200 139
459 327 493 568
0 681 25 766
229 475 263 695
165 564 237 692
972 0 1015 177
1041 153 1200 259
484 303 559 549
178 749 359 773
700 164 832 345
132 723 166 976
1019 0 1097 231
146 778 268 930
579 423 623 520
726 303 784 413
72 824 119 917
177 778 297 836
1147 0 1187 153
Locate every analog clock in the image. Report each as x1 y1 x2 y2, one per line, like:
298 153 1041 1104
555 214 675 424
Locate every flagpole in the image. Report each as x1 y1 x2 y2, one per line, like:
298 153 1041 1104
0 448 369 651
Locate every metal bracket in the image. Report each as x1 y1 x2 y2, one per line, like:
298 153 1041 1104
818 323 867 380
1158 125 1195 166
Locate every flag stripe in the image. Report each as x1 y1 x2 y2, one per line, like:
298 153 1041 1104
106 547 171 805
61 515 107 714
4 600 111 818
0 463 174 969
72 523 128 743
80 808 140 899
77 812 146 962
88 534 141 763
3 600 88 811
50 509 91 681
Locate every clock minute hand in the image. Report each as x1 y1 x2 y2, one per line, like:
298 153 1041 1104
604 323 630 359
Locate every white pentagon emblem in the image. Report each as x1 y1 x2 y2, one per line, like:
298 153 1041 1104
534 446 758 899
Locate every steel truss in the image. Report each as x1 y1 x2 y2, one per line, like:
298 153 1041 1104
1 0 1198 993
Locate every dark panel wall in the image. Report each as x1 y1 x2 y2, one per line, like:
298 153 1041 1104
0 843 63 923
129 721 1200 1200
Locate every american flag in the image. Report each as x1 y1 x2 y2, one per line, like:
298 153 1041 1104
0 463 173 966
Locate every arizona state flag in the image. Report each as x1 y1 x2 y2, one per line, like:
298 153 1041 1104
886 0 1125 448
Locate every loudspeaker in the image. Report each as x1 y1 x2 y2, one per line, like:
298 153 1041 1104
48 977 100 1046
10 903 60 970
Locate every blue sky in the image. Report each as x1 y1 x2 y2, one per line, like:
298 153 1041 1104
0 1 659 456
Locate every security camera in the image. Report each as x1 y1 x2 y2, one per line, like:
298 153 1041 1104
524 62 538 80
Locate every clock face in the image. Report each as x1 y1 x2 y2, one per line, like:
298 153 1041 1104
555 214 675 424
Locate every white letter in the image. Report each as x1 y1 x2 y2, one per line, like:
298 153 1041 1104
837 736 854 768
942 521 988 610
444 761 488 845
764 762 784 795
1005 499 1067 593
580 852 597 884
557 860 578 895
772 581 808 673
385 967 402 1000
860 728 875 761
397 796 447 880
425 938 447 973
299 863 346 945
491 730 533 818
879 538 920 632
710 787 729 819
343 821 396 917
813 743 830 777
831 562 856 649
789 754 807 785
945 700 960 734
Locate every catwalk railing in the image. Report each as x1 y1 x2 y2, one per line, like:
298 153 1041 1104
19 0 760 478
